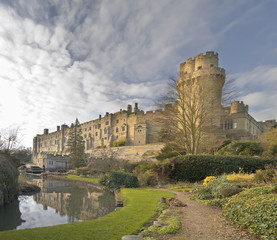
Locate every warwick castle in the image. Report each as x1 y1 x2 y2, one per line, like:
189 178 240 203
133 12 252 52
32 52 276 169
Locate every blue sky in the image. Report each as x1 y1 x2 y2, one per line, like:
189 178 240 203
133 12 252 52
0 0 277 147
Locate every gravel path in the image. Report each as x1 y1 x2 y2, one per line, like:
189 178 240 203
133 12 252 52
166 191 260 240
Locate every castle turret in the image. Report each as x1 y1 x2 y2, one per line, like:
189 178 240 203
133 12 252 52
230 101 249 114
177 51 226 127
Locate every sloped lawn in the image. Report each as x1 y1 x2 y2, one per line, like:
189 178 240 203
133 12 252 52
0 188 173 240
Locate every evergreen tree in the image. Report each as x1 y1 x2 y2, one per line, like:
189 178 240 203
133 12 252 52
66 118 86 168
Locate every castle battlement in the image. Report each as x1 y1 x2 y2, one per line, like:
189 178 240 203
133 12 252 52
33 51 273 167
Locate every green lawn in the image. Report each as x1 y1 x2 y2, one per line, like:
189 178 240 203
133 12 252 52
0 188 174 240
65 174 100 183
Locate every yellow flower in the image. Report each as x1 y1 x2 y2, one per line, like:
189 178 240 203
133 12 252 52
203 176 216 188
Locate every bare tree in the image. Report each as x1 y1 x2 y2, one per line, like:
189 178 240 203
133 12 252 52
0 127 21 153
222 76 240 106
157 71 236 155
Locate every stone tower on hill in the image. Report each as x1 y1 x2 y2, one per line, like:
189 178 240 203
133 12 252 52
32 51 276 168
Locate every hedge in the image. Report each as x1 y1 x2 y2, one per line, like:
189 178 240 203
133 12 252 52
171 155 277 181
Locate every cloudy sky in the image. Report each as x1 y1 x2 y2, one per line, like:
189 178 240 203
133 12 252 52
0 0 277 147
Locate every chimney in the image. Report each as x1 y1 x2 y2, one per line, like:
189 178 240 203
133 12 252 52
134 103 138 113
43 129 49 135
57 126 60 131
127 104 132 113
99 115 102 120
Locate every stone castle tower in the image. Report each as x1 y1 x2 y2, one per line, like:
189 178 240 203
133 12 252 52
177 51 226 126
32 51 276 168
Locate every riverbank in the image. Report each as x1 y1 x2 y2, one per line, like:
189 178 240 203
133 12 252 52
0 188 174 239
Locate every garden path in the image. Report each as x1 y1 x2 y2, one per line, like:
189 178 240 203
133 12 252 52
165 191 260 240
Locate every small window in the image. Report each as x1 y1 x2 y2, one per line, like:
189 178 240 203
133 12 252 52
104 129 107 134
122 126 125 131
116 127 118 133
106 121 109 125
197 66 202 70
210 64 214 67
89 127 91 130
95 132 98 136
116 120 119 124
234 122 238 129
98 124 101 129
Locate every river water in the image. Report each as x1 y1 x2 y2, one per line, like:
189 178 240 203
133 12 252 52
0 176 116 231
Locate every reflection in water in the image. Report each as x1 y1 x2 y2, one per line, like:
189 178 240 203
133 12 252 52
0 177 115 231
0 200 24 231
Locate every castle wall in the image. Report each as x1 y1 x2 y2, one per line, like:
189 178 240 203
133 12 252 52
90 143 164 162
32 51 274 165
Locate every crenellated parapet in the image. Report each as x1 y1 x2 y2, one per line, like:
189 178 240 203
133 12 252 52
178 51 225 91
230 101 249 114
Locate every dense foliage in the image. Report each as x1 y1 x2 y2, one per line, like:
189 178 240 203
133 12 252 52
156 143 186 161
99 171 140 190
0 152 19 205
66 122 86 168
134 160 174 186
223 186 277 239
261 128 277 157
215 141 264 156
112 138 126 147
171 155 277 181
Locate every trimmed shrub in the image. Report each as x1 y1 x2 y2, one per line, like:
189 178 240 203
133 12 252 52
99 171 140 190
223 186 277 238
171 155 277 182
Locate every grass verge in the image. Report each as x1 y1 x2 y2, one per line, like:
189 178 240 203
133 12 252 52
65 174 100 183
0 188 173 240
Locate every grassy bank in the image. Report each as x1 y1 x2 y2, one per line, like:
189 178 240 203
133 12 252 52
0 188 173 240
65 174 99 183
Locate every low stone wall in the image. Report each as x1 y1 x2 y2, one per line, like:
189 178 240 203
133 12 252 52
88 143 164 162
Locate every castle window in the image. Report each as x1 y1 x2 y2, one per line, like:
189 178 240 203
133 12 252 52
224 120 233 129
234 122 238 129
98 124 101 129
116 127 118 133
122 126 125 131
210 64 214 67
106 121 109 125
104 128 107 134
197 66 202 70
116 120 119 124
89 127 91 130
95 132 98 136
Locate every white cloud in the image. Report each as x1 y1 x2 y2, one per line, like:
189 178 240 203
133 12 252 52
231 65 277 121
0 1 276 147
